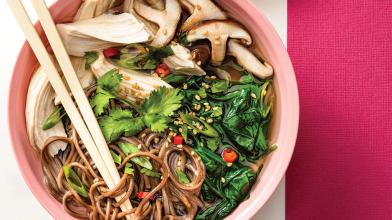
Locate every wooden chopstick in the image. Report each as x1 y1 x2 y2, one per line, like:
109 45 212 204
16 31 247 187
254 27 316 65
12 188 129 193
7 0 134 218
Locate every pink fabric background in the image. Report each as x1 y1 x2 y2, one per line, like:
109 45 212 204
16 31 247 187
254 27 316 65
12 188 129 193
286 1 392 219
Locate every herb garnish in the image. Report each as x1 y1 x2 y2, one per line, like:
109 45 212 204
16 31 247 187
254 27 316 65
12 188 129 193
63 165 89 198
90 69 122 116
94 69 184 142
84 51 98 69
117 45 174 70
42 106 66 130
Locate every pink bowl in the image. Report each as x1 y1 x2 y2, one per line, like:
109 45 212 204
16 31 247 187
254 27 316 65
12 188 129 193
8 0 299 219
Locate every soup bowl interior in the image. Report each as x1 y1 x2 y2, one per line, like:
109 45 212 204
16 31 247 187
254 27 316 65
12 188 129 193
8 0 299 219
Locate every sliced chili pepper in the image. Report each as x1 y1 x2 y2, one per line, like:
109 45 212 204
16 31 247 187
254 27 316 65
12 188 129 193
155 63 171 77
221 148 238 163
103 47 120 58
136 191 156 201
173 135 183 145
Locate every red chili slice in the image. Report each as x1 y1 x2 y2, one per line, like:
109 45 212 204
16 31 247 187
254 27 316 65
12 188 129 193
103 47 120 58
155 63 171 77
221 148 238 163
173 135 183 145
136 192 156 201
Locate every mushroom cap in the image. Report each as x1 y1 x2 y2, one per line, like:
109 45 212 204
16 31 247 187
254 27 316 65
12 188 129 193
228 39 273 79
179 0 194 13
134 0 181 47
163 43 207 76
124 0 160 35
73 0 98 21
144 0 165 10
181 0 227 31
187 21 252 65
95 0 117 16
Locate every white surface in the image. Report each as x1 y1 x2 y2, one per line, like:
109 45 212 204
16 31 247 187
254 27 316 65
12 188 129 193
0 0 286 219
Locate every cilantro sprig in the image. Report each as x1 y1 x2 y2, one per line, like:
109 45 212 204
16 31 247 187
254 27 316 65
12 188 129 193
90 69 122 116
92 68 184 143
99 109 145 142
117 45 174 70
97 87 184 142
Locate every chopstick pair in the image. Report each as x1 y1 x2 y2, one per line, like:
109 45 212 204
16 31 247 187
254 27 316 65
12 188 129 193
7 0 134 218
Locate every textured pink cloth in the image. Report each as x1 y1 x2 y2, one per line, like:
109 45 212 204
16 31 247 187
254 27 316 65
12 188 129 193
286 1 392 219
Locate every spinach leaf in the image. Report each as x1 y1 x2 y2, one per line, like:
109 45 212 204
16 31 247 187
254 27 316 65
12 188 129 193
223 167 256 201
194 145 226 176
195 199 237 220
201 183 217 202
196 167 257 220
215 85 269 158
204 137 221 152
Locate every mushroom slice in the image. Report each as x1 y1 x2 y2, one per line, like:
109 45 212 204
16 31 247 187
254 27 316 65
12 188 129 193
73 0 99 21
163 43 206 76
95 0 117 16
90 52 172 104
207 66 231 81
26 67 67 157
179 0 194 12
187 21 252 66
133 0 181 47
145 0 165 10
124 0 159 35
180 0 227 31
228 40 273 79
57 13 152 56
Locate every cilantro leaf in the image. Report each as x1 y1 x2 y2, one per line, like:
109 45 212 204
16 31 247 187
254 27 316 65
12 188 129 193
90 69 123 116
84 51 98 69
90 88 115 116
117 45 174 70
210 106 223 118
177 32 190 46
143 114 171 132
141 87 184 116
197 87 207 99
205 137 221 152
109 108 134 119
99 109 145 142
211 80 229 93
97 69 122 93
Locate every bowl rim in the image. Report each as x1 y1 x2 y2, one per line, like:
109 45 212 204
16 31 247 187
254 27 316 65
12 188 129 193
8 0 299 219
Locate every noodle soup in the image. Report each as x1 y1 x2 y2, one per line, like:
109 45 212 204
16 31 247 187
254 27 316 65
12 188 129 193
26 0 276 219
